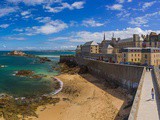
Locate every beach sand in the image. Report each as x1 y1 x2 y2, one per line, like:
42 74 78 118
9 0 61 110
28 73 131 120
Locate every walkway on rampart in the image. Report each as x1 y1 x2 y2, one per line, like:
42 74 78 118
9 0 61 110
136 71 160 120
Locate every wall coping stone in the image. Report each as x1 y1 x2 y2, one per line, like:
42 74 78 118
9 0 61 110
128 68 146 120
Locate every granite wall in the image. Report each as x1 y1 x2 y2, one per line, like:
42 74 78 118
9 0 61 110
153 67 160 97
76 57 144 90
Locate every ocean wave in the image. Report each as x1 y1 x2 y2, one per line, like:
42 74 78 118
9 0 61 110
44 77 63 96
0 65 8 68
52 77 63 95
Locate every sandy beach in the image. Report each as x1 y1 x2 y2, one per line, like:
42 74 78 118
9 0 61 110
27 73 131 120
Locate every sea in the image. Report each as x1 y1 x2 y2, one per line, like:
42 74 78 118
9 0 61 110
0 51 75 97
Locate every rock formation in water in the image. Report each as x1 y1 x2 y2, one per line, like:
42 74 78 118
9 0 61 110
15 70 34 77
7 51 51 63
7 51 26 56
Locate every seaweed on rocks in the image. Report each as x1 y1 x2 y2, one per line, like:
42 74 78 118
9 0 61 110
0 95 60 120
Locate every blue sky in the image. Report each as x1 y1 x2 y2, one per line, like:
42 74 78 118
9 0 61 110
0 0 160 50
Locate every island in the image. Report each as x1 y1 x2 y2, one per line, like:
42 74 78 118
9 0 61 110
7 51 26 56
7 51 51 63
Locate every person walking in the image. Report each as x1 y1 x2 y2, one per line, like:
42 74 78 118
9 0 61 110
151 88 154 100
149 66 151 72
146 66 148 71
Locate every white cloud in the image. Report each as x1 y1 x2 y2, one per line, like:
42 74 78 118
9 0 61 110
35 17 52 23
117 0 125 3
69 21 79 27
44 1 85 13
71 1 84 9
60 45 76 49
14 28 24 32
0 7 17 17
82 19 104 27
26 20 68 35
106 4 123 11
23 15 32 19
129 11 160 26
2 44 7 48
3 36 26 40
130 17 148 26
142 1 156 10
7 0 61 5
0 24 10 28
128 0 132 2
117 10 131 18
21 11 32 19
57 28 160 43
48 37 69 41
21 11 30 16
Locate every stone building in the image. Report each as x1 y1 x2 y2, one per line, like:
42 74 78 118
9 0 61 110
76 32 160 66
99 33 116 54
121 47 160 66
99 34 112 53
101 43 114 54
76 45 82 54
141 48 160 66
81 41 99 55
117 34 143 49
122 47 142 63
142 32 160 47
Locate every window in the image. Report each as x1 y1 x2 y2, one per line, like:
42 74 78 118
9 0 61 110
145 60 148 64
145 54 147 59
135 59 137 61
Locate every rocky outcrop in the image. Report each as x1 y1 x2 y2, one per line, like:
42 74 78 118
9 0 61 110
7 51 51 63
39 57 51 63
15 70 48 79
7 51 26 56
15 70 34 77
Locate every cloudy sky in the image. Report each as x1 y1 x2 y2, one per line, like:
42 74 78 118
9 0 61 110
0 0 160 50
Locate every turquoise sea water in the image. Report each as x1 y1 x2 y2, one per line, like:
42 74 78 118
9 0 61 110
0 51 75 97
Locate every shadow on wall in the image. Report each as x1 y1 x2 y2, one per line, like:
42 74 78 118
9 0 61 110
77 58 144 91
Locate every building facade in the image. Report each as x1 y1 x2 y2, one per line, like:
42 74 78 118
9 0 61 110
122 48 142 64
141 48 160 66
121 47 160 66
81 41 99 55
76 32 160 67
116 34 143 49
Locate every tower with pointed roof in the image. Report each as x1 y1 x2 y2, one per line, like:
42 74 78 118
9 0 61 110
103 33 106 41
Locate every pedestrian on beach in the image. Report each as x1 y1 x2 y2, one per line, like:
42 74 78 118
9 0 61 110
151 88 154 100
